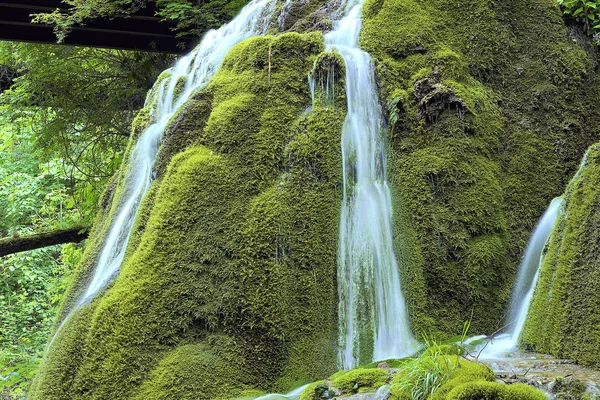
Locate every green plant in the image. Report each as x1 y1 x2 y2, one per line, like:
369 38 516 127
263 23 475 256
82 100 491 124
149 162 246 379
389 338 458 400
557 0 600 41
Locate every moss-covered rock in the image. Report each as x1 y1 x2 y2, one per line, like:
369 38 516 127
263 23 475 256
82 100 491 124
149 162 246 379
361 0 600 336
446 381 547 400
522 144 600 368
331 368 388 394
31 31 345 400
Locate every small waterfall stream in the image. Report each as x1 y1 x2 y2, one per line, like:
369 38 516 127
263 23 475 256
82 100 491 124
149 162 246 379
77 0 277 306
476 197 563 358
317 0 414 369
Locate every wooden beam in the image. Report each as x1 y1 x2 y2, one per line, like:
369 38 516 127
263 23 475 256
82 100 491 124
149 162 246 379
0 226 89 257
0 0 198 54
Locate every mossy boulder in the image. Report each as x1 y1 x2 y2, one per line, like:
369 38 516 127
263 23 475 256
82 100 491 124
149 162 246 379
30 31 345 400
522 144 600 368
31 0 600 397
446 381 547 400
331 368 388 394
361 0 600 336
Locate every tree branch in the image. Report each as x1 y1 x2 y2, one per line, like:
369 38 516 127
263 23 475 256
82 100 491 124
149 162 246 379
0 226 89 257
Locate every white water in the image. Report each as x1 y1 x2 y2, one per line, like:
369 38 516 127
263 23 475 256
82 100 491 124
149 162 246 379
317 0 414 369
477 197 563 358
77 0 277 305
248 384 309 400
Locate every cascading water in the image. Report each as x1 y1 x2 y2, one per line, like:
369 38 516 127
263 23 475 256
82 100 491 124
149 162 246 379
77 0 277 306
316 0 414 369
476 197 563 358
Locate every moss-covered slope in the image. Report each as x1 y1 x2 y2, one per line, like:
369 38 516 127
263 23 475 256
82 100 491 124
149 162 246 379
522 144 600 368
360 0 600 335
31 31 346 400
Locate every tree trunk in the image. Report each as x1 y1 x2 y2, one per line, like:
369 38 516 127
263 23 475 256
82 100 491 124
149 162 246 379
0 226 89 257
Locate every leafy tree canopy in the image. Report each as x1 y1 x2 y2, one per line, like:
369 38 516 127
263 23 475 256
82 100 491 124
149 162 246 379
0 43 173 221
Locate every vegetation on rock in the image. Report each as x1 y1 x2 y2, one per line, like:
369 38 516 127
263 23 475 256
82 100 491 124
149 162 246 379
523 144 600 368
7 0 600 398
361 0 600 336
30 31 347 399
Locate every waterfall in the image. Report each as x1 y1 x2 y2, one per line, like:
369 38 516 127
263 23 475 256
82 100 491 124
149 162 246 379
505 197 563 346
317 0 414 369
76 0 277 306
476 197 563 358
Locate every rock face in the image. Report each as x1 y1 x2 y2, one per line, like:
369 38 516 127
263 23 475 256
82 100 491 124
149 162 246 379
522 144 600 368
31 0 600 399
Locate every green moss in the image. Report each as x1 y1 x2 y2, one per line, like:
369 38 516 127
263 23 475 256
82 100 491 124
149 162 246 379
331 368 388 394
32 31 344 399
446 382 547 400
429 357 496 400
298 380 325 400
522 144 600 368
550 376 588 399
134 339 252 400
154 88 214 179
361 0 600 337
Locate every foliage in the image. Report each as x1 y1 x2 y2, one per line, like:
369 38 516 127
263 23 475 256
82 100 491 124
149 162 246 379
298 337 547 400
557 0 600 44
0 43 172 220
388 338 458 400
0 108 82 234
155 0 250 38
0 108 84 399
31 0 250 41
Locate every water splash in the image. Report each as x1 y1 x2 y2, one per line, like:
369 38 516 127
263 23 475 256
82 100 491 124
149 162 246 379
477 197 563 358
77 0 277 306
314 0 415 369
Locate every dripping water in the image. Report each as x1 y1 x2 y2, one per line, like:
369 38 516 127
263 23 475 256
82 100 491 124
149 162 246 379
249 384 309 400
78 0 277 306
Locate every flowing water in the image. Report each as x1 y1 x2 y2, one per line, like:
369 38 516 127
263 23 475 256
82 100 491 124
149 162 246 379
77 0 277 305
317 0 414 369
476 197 563 358
249 384 309 400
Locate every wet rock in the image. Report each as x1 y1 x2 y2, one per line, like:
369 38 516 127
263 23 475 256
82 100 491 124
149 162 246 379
413 70 469 124
278 0 343 33
550 376 589 399
376 362 389 369
314 384 336 399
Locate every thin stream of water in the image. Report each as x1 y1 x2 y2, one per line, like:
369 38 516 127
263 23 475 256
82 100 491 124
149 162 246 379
45 1 279 352
476 197 563 358
313 0 415 369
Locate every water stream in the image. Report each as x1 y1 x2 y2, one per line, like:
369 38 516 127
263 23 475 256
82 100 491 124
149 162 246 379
249 384 309 400
476 197 563 358
318 0 415 369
